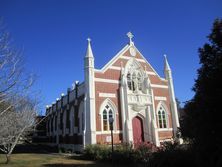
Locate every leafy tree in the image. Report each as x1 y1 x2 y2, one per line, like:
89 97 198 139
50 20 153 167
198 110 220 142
181 19 222 167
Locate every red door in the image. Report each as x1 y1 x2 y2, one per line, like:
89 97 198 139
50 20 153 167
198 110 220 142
132 116 144 144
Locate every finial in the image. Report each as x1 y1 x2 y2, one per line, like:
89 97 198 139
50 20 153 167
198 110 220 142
164 54 171 71
87 38 91 42
127 32 134 44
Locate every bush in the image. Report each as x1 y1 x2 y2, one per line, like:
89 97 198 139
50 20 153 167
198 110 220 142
83 144 111 161
83 143 159 165
112 143 134 164
83 143 198 166
150 143 197 167
133 142 158 163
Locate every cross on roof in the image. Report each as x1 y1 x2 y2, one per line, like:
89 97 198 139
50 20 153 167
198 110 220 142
87 38 91 42
127 32 134 44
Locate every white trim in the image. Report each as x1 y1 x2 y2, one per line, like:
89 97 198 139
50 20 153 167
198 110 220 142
156 101 170 129
147 71 156 75
95 78 169 90
151 84 168 89
134 47 162 78
93 43 166 84
109 66 122 70
96 130 122 134
98 44 130 72
94 69 102 72
99 93 116 98
154 96 167 101
158 128 173 132
99 98 118 132
120 55 146 63
94 78 119 84
108 66 157 77
159 138 173 142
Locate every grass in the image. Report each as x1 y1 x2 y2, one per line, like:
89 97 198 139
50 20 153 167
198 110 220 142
0 153 113 167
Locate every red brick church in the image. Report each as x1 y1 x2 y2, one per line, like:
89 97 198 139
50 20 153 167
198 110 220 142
45 32 180 152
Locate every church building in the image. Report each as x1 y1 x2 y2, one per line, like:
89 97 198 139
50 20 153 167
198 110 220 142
45 32 180 152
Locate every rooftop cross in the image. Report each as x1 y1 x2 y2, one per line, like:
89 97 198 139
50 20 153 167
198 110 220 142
127 32 134 44
87 38 91 42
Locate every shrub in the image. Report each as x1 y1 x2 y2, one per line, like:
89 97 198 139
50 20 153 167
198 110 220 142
133 142 158 163
112 143 134 164
83 144 111 161
150 143 197 167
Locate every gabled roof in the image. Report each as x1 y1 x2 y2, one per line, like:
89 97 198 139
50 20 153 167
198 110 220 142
94 42 166 81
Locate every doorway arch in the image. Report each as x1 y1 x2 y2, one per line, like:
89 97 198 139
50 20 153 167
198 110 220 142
132 116 144 143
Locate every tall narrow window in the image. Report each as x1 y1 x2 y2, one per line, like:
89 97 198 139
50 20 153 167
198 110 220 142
103 110 108 131
127 73 132 90
102 104 114 131
137 73 142 91
158 106 167 128
132 72 136 91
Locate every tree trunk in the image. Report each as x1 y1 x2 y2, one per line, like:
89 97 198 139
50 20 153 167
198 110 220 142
5 154 10 164
4 127 26 164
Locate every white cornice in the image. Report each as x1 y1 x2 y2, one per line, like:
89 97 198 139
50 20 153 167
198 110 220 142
94 43 166 82
154 96 167 101
151 84 168 89
94 78 119 84
95 78 168 89
97 44 130 72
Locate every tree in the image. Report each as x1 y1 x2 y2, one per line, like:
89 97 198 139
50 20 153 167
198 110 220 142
0 18 38 164
181 19 222 166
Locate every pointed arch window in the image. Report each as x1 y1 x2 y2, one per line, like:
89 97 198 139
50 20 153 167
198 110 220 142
127 71 143 92
127 73 132 90
158 106 167 128
102 104 114 131
137 73 142 91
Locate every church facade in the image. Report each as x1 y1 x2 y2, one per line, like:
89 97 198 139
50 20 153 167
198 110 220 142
45 33 180 151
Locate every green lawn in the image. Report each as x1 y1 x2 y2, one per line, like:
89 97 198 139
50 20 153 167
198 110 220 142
0 153 112 167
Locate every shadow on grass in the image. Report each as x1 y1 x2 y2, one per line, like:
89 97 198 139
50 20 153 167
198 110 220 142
13 144 58 154
42 164 99 167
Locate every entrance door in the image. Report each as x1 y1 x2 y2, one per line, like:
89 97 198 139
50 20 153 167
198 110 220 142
132 116 144 143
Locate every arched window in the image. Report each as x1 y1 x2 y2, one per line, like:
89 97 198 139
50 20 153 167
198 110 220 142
102 104 114 131
126 70 143 92
158 106 167 128
137 73 142 91
127 73 132 90
103 109 108 130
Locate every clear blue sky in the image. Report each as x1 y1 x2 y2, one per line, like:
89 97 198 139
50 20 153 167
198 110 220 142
0 0 221 113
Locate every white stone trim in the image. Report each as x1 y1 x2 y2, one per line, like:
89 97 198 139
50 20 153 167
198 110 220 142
147 71 156 75
154 96 167 101
120 55 146 63
134 47 162 79
99 98 118 132
93 43 167 85
95 130 122 135
95 44 130 73
109 66 122 70
156 101 170 128
158 128 173 132
95 78 169 90
159 138 173 142
99 93 116 98
94 78 119 84
108 66 157 76
151 84 168 89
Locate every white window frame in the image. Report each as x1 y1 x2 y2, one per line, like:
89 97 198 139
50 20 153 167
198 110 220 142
99 98 117 132
156 101 169 129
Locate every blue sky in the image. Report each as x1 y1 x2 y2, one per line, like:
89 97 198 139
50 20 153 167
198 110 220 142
0 0 221 112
